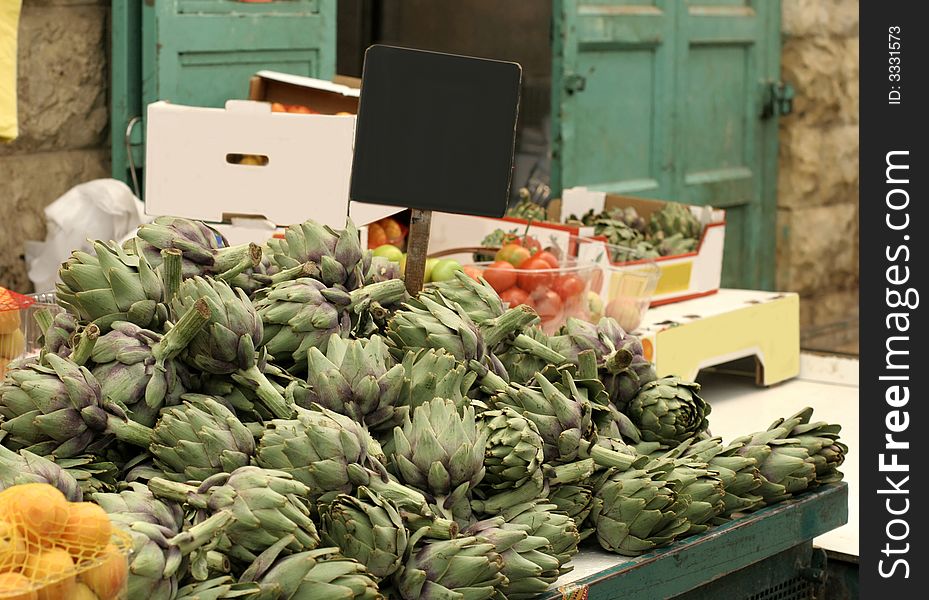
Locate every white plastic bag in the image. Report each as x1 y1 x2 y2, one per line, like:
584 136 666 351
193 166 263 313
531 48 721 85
24 179 147 293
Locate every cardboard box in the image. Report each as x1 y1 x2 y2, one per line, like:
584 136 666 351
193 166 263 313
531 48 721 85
551 189 726 306
248 71 403 226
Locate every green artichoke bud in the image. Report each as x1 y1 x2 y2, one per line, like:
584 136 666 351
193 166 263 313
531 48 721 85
626 376 710 445
320 487 408 580
399 348 476 414
498 501 580 574
780 407 847 486
477 408 544 492
647 202 703 241
256 406 385 499
151 395 256 482
506 197 548 222
414 270 507 324
305 334 406 433
172 276 293 419
590 467 690 556
267 219 369 290
0 353 153 458
647 455 725 535
594 217 645 248
56 239 169 332
252 547 383 600
464 517 560 599
656 233 698 257
0 445 84 501
149 466 319 564
90 317 205 427
174 575 258 600
391 398 488 521
547 484 599 541
394 535 505 600
255 277 407 374
678 437 764 520
94 482 191 600
39 311 79 358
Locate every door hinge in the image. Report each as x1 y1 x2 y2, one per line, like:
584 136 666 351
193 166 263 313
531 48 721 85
760 80 794 119
564 74 586 94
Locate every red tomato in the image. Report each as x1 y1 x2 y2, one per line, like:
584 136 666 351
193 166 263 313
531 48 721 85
533 250 560 268
552 274 586 301
496 244 532 268
499 287 530 307
521 236 542 255
516 258 556 291
483 261 517 292
463 266 483 281
532 289 564 322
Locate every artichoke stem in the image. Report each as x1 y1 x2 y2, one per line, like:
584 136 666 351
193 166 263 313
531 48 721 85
106 413 154 449
238 365 294 419
511 333 567 365
153 298 211 364
581 440 638 471
402 511 459 540
32 308 54 338
170 510 235 555
483 305 540 348
543 458 597 486
149 476 207 508
348 279 408 309
69 323 100 366
216 244 262 282
160 248 184 303
267 262 314 285
213 243 255 274
576 350 599 380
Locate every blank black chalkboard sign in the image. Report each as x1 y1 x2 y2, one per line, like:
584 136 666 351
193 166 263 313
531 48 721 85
349 45 522 218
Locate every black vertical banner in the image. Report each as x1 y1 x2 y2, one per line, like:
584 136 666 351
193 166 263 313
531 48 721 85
860 1 926 595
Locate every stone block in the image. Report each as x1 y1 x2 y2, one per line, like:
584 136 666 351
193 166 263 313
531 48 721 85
782 0 859 38
0 3 108 156
781 36 858 127
775 204 857 296
777 123 859 208
0 149 110 292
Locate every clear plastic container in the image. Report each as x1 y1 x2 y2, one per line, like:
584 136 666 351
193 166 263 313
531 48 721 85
465 260 599 334
0 291 64 378
574 237 661 333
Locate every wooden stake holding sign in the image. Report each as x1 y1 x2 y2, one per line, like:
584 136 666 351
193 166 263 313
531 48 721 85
349 45 522 294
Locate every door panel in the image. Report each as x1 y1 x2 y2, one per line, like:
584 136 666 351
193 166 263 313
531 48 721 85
552 0 676 198
552 0 782 289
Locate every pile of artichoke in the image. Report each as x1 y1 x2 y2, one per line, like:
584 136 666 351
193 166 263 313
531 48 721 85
567 202 705 259
0 215 847 599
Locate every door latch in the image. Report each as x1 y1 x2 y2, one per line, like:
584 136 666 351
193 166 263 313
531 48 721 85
564 74 587 94
760 80 794 119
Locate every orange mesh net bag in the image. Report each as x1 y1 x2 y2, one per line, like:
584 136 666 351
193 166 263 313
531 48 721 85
0 288 33 380
0 483 131 599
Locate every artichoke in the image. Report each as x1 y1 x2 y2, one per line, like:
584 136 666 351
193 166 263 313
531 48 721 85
647 456 725 535
172 276 293 419
414 270 507 324
256 406 385 499
499 501 580 574
678 437 764 519
305 334 406 433
477 408 545 492
94 483 194 600
547 484 599 541
56 239 168 332
391 398 488 521
202 357 311 421
255 277 407 374
149 466 320 564
506 197 548 222
0 445 84 501
151 395 256 482
394 535 505 600
626 376 710 445
133 216 263 282
647 202 703 241
594 217 645 248
90 317 205 427
590 467 690 556
781 407 847 485
174 576 258 600
250 547 383 600
320 487 408 580
38 311 79 358
464 517 560 599
0 353 152 458
399 348 476 414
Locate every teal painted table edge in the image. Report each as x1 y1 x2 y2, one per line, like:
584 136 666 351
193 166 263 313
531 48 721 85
545 482 849 599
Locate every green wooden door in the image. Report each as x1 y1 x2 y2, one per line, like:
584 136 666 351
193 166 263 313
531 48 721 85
552 0 783 289
112 0 336 191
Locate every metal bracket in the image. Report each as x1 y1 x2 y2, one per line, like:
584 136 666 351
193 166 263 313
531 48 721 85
761 80 794 119
564 73 587 94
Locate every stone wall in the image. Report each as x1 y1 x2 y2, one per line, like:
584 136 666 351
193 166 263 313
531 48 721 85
777 0 859 354
0 0 109 293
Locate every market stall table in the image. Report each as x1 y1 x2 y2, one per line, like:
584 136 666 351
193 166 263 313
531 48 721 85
547 483 848 600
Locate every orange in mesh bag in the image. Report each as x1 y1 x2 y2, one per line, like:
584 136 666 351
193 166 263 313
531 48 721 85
0 483 131 599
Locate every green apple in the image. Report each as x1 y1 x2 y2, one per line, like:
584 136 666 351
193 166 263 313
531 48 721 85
373 244 404 263
430 259 463 282
399 253 407 275
423 258 438 283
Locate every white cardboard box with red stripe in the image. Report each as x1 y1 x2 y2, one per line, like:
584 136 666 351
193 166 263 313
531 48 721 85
550 189 727 306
